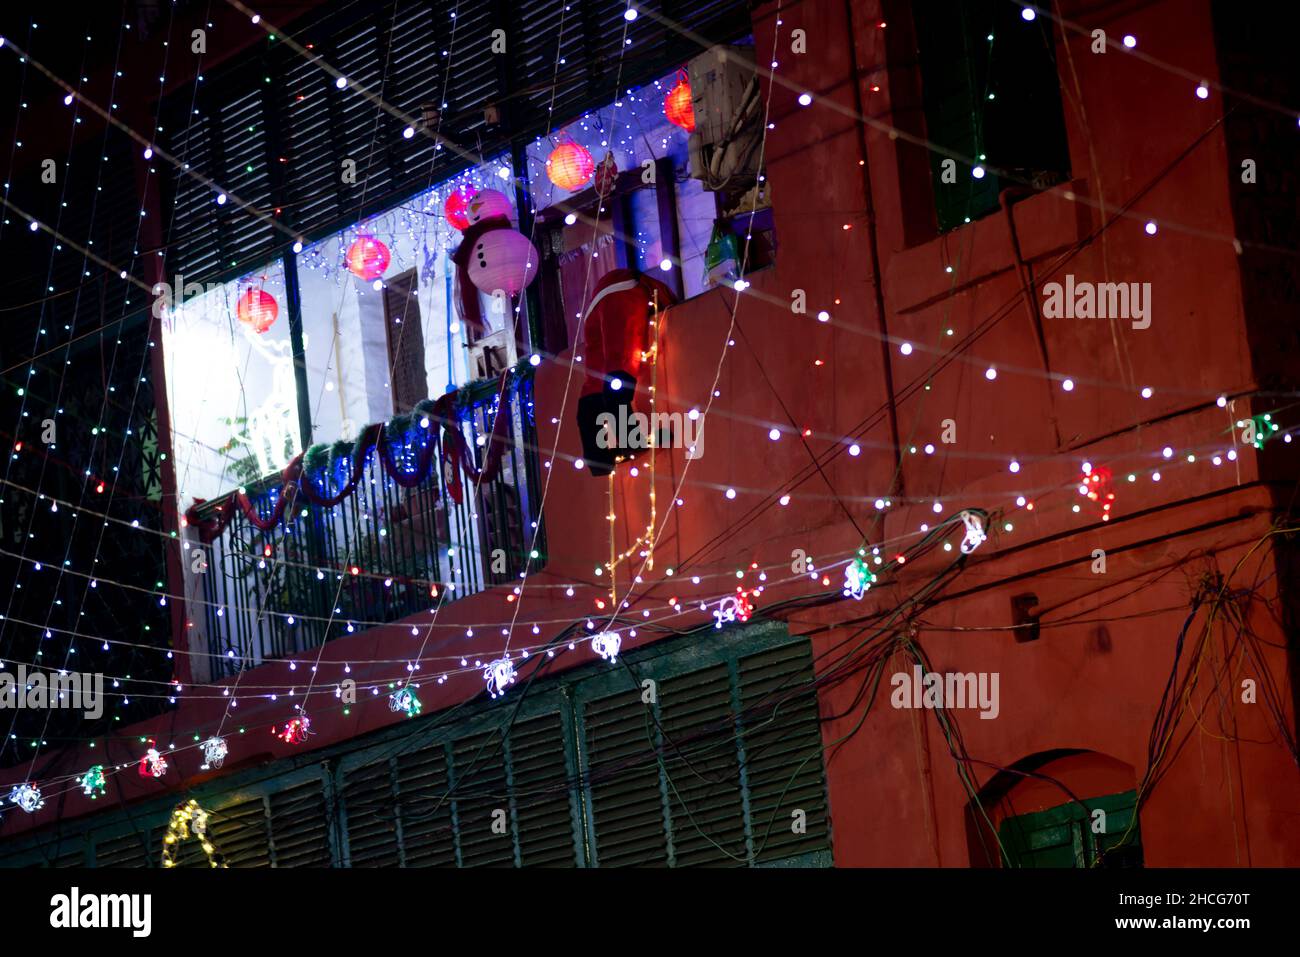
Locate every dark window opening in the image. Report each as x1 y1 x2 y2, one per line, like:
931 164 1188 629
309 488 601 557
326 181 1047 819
912 1 1071 233
381 269 428 415
998 789 1143 868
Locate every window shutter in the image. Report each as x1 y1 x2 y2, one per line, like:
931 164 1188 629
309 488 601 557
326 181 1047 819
282 54 342 237
91 829 160 868
268 778 332 867
167 112 223 281
516 0 587 122
438 0 500 143
738 641 831 863
342 761 401 867
998 790 1142 868
333 20 394 206
217 86 276 268
207 796 274 867
659 662 748 865
507 711 580 866
387 2 444 188
583 688 671 866
450 730 516 867
395 742 458 866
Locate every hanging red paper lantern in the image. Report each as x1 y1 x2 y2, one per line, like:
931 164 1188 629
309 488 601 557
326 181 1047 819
346 235 391 281
664 72 695 132
236 288 278 334
444 184 479 231
547 141 595 191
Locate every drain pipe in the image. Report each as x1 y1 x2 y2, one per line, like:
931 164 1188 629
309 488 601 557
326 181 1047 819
844 0 904 500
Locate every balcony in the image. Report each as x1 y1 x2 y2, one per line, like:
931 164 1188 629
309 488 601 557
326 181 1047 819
184 363 544 682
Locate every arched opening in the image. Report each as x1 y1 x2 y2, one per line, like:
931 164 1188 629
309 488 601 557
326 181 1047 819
965 749 1142 868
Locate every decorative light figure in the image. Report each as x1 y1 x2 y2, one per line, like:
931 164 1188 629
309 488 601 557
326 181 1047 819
713 591 754 629
1081 465 1116 520
161 799 227 869
389 686 423 717
484 657 516 698
199 736 228 770
591 631 622 661
80 765 107 799
276 715 311 744
9 782 44 813
138 740 169 779
843 557 875 600
958 510 987 554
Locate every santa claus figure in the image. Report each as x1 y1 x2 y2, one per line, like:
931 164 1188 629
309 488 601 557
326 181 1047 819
575 268 676 476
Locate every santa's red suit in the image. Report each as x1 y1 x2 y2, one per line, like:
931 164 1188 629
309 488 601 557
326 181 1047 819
576 268 675 476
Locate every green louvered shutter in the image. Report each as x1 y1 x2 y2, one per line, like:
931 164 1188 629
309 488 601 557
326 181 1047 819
268 778 332 867
738 641 831 864
509 711 582 866
659 662 748 866
583 687 671 867
395 743 458 866
343 761 401 867
206 796 274 867
451 730 515 867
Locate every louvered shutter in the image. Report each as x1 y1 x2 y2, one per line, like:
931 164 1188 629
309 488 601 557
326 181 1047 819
216 85 276 269
92 829 160 868
333 19 394 207
583 688 670 866
167 112 223 281
508 711 580 866
659 662 748 865
515 0 586 123
395 742 458 866
450 730 515 867
342 760 402 866
738 641 831 863
206 796 274 867
51 846 88 867
438 0 499 143
282 53 342 237
268 778 332 866
387 2 445 188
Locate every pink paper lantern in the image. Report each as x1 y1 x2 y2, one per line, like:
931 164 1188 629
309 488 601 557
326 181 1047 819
468 230 539 299
466 188 514 225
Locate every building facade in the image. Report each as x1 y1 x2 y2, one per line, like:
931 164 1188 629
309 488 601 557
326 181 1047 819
0 0 1297 867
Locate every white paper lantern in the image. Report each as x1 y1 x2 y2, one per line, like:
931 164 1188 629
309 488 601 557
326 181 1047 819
468 229 539 299
466 188 514 225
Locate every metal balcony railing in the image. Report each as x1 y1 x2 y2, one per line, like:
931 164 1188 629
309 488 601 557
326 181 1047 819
185 365 544 682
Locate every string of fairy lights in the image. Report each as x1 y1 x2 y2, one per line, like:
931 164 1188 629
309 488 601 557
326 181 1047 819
0 0 1296 822
3 2 195 810
0 399 1284 670
0 15 164 763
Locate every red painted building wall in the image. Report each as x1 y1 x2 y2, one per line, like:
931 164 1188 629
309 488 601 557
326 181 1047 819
3 0 1297 866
